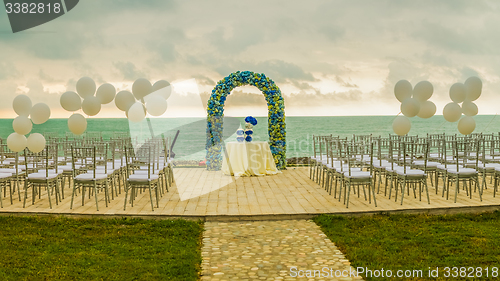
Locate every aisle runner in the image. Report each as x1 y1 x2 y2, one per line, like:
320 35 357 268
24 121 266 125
201 220 363 280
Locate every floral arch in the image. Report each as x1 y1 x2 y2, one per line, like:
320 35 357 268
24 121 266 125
206 71 286 170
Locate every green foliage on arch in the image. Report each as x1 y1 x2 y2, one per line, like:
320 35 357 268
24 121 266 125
206 71 286 170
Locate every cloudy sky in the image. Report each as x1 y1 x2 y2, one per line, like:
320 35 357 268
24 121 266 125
0 0 499 118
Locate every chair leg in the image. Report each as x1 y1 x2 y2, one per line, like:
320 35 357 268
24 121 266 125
16 177 21 202
346 182 351 208
123 183 129 211
400 178 406 205
477 176 482 201
105 181 110 207
155 183 160 208
23 180 28 208
9 180 13 205
46 180 53 209
70 181 77 209
149 182 154 211
82 185 86 206
94 182 99 211
0 182 3 208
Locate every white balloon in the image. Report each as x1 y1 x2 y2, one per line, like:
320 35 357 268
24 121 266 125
145 94 168 116
449 83 466 103
7 133 27 152
76 77 96 98
30 103 51 125
394 80 412 103
13 94 32 117
443 102 462 122
413 81 433 102
68 113 87 135
13 115 33 135
132 78 152 100
115 91 135 111
464 76 482 101
27 133 46 153
127 102 146 122
96 83 116 104
82 96 101 116
417 100 436 119
458 116 476 135
392 116 411 136
400 98 420 117
60 91 82 112
462 101 478 116
153 80 170 91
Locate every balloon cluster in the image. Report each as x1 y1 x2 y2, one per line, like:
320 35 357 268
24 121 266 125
61 77 172 135
60 77 111 135
443 77 481 135
7 95 50 153
392 80 437 136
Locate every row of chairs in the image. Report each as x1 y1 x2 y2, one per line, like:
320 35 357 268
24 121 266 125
0 135 174 211
310 133 500 208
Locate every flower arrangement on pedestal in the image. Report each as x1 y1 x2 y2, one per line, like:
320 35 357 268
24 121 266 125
244 116 257 142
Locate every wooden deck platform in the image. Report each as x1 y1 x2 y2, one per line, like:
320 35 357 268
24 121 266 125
1 167 499 221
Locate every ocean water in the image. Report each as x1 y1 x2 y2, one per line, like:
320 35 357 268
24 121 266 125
1 115 500 160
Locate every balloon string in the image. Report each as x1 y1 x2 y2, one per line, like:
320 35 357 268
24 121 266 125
481 114 498 133
382 112 402 136
431 119 447 134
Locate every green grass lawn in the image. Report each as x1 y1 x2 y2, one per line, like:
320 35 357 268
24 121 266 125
0 216 203 281
314 212 500 280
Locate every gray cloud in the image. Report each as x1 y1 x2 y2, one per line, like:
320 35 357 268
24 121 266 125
113 61 148 80
285 90 368 108
0 62 19 80
334 76 358 88
319 25 345 42
215 60 315 84
208 25 265 55
23 79 62 111
193 75 215 86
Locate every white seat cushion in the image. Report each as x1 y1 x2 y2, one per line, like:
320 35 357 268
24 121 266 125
446 168 477 175
60 165 74 172
413 161 439 167
0 168 16 174
324 161 343 169
477 163 500 170
128 174 159 182
335 166 361 173
75 173 108 181
343 171 371 179
0 173 12 179
94 169 115 175
373 161 391 168
437 164 467 170
133 170 160 175
27 173 59 180
385 166 403 173
395 169 426 177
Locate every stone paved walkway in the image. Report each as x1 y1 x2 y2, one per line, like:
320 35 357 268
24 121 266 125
201 220 363 280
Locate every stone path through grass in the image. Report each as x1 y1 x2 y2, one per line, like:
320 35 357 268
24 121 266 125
200 220 363 280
